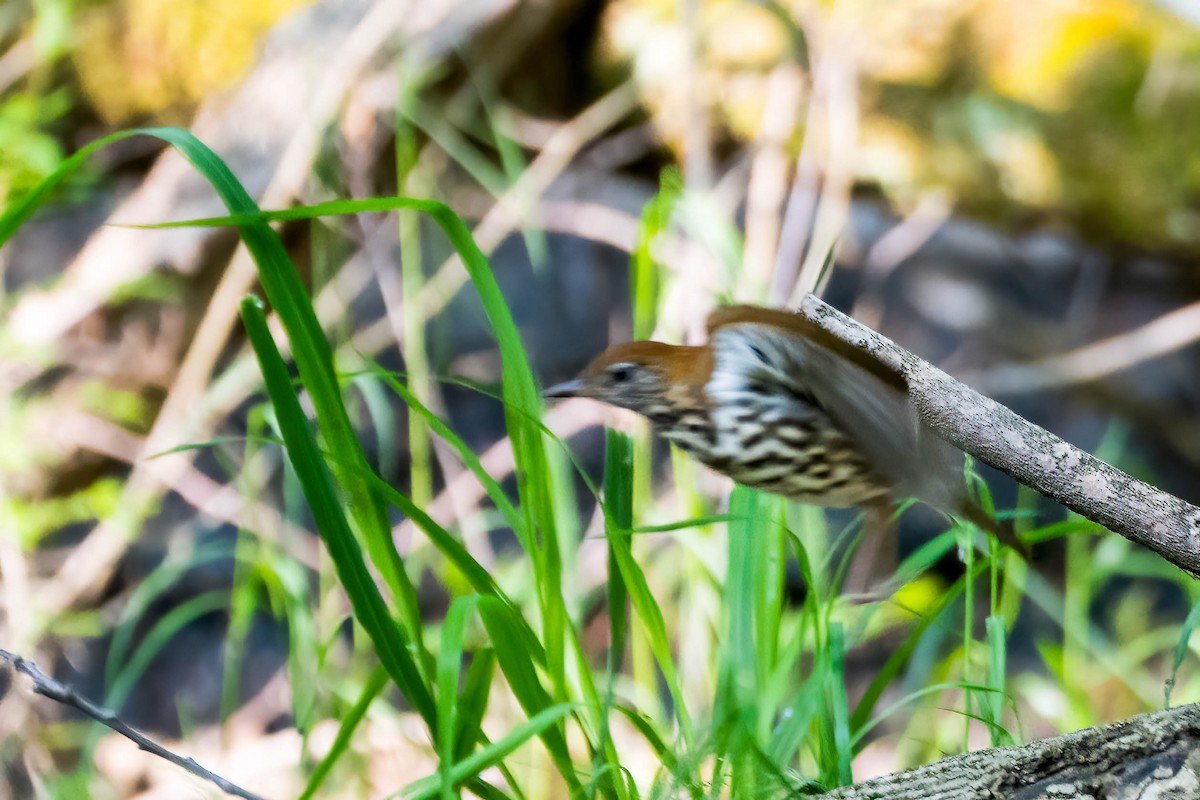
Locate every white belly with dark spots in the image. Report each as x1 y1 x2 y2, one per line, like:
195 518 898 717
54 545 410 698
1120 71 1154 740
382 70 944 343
699 328 890 506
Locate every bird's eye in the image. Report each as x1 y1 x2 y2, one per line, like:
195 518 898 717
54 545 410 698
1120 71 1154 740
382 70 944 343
609 365 633 383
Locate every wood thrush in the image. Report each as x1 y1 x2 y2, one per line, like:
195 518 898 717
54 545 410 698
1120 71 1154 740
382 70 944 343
545 304 1019 550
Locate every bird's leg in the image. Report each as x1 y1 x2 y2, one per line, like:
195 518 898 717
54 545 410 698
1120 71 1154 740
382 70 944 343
842 498 899 600
956 500 1029 558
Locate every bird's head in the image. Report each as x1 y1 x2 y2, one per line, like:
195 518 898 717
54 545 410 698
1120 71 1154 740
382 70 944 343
542 340 712 417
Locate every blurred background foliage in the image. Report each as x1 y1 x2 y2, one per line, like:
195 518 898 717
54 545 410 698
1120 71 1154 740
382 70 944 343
3 0 1200 796
607 0 1200 250
4 0 1200 247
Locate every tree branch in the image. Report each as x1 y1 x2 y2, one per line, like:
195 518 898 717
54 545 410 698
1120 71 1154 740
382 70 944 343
0 648 268 800
800 295 1200 578
810 703 1200 799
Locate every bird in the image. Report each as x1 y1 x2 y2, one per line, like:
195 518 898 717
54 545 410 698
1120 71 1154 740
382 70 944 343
543 304 1020 552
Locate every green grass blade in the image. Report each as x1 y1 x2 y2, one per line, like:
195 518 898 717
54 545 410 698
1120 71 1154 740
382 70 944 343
455 648 496 761
85 590 230 770
630 169 682 339
349 467 549 671
241 296 436 728
604 443 694 745
262 556 320 734
404 704 576 800
104 590 229 718
1166 599 1200 708
599 431 635 800
84 183 578 727
438 597 480 800
119 198 551 431
297 666 389 800
827 623 852 787
6 128 430 672
719 486 761 760
604 432 633 700
105 543 232 687
369 363 526 543
350 374 402 492
0 129 148 245
477 597 582 795
849 559 988 732
629 515 739 534
851 681 1002 746
150 130 424 663
984 615 1012 746
765 670 824 765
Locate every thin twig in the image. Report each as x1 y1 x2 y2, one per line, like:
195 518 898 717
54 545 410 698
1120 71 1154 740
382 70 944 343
800 294 1200 577
0 649 268 800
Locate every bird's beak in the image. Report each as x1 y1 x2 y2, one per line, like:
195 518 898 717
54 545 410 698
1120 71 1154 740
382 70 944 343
542 379 587 399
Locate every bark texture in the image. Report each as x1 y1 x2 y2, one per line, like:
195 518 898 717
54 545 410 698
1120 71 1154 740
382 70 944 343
812 704 1200 799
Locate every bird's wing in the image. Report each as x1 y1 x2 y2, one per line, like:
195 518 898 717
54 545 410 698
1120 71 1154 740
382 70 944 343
706 305 908 391
708 309 968 513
